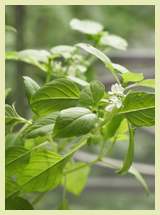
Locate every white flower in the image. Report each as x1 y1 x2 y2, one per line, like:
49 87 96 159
105 96 122 112
105 103 115 112
108 83 124 96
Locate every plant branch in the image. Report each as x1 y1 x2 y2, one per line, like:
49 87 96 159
74 151 154 176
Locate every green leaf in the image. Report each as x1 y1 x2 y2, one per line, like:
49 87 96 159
24 112 58 138
6 197 33 210
50 45 76 59
23 76 40 101
122 71 144 83
113 118 128 141
8 137 88 195
6 50 50 72
63 162 90 195
53 107 97 138
103 115 124 140
137 79 155 89
120 92 155 127
5 105 27 131
112 63 129 74
100 34 128 50
5 176 20 198
31 78 80 116
67 76 89 87
70 18 103 35
80 80 105 106
6 146 30 177
5 51 19 60
76 43 111 66
117 122 135 175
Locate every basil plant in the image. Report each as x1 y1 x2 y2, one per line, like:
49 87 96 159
5 18 155 210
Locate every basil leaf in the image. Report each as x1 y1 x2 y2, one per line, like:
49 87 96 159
117 123 135 175
112 63 129 74
24 112 58 138
120 92 155 127
70 18 103 35
31 78 80 116
137 79 155 89
5 176 20 199
53 107 97 138
67 76 89 87
6 50 50 72
80 80 105 106
5 105 27 132
6 146 30 177
76 43 111 66
103 115 124 140
100 34 128 50
23 76 40 101
122 71 144 83
63 162 90 195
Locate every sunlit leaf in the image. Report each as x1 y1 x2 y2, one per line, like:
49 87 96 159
76 43 111 66
100 33 128 50
70 18 103 35
117 122 135 175
120 92 155 127
122 71 144 83
137 79 155 89
6 50 50 72
23 76 40 101
63 162 90 195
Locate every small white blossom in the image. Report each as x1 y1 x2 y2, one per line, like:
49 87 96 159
105 103 115 112
105 96 122 112
108 83 124 96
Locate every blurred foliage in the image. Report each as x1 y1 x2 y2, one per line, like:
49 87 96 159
6 5 154 50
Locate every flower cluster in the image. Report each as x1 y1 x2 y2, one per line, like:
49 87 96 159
105 83 125 112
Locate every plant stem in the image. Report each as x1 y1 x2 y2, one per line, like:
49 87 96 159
106 63 120 84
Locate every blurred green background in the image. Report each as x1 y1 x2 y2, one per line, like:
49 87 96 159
5 5 155 210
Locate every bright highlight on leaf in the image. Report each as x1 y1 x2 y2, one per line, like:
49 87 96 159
100 34 128 50
76 43 111 65
70 18 103 35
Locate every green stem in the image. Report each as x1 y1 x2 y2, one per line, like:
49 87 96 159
106 63 120 84
16 120 32 138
